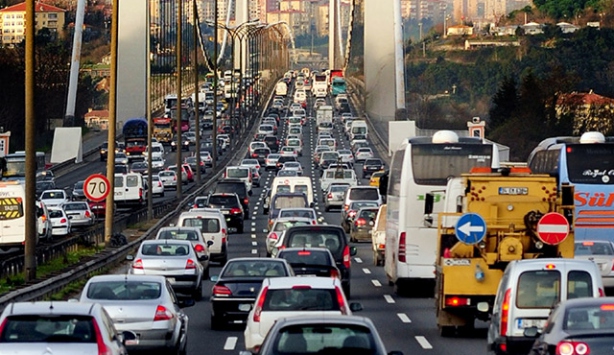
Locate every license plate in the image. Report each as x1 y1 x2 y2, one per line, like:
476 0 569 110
222 211 229 215
238 304 252 312
335 196 343 200
114 192 122 196
517 318 546 329
167 277 175 283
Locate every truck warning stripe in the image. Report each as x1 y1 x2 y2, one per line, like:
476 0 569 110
0 210 21 218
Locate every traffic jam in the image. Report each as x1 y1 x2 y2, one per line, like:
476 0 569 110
2 68 614 355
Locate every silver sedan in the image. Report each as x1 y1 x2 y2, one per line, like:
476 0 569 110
62 201 96 227
129 240 206 300
80 274 194 354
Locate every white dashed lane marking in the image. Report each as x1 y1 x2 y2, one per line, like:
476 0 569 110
362 268 371 274
251 234 256 239
223 337 238 350
354 258 363 264
415 336 433 349
251 249 258 254
397 313 411 323
383 295 395 303
371 280 381 287
252 241 257 246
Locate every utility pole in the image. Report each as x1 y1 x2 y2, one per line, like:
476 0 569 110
193 0 202 183
146 0 153 220
176 0 183 200
24 0 36 281
212 0 218 169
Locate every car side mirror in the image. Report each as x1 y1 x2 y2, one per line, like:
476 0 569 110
179 298 196 308
126 255 135 261
350 246 357 256
349 302 363 312
210 275 219 282
523 326 540 338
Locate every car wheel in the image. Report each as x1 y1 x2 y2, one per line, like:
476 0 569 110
324 205 330 212
237 223 244 234
203 266 210 280
193 282 203 301
211 315 223 330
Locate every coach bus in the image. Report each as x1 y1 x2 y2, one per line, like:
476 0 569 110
528 131 614 241
385 130 500 294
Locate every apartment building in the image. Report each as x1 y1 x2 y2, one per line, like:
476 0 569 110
0 1 66 46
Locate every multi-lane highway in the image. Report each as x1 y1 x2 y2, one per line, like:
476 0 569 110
98 78 488 355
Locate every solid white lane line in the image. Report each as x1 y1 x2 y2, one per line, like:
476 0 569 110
371 280 381 287
397 313 411 323
384 295 395 303
415 336 433 349
362 268 371 274
354 258 363 263
223 337 238 350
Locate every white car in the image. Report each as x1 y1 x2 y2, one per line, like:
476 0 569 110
279 146 298 157
39 189 70 208
241 159 261 172
574 240 614 287
338 149 355 165
243 276 362 352
114 152 129 165
217 134 231 150
286 138 302 156
249 142 267 156
281 162 303 176
151 175 165 197
257 124 275 136
265 217 314 256
200 151 213 166
148 155 166 170
47 207 71 236
158 170 178 189
355 147 374 162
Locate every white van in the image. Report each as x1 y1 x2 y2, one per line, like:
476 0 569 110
486 259 605 355
269 176 314 207
372 205 386 266
275 81 288 96
177 209 228 263
320 169 357 192
350 120 368 140
145 143 164 160
114 173 147 207
224 166 252 193
0 182 39 249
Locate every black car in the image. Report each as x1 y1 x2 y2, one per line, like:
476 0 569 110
362 158 385 178
281 225 357 298
206 193 244 233
36 180 56 199
209 258 294 329
114 164 129 174
99 141 118 162
212 179 250 216
263 136 280 152
185 156 206 174
251 147 271 165
71 180 85 201
277 247 341 278
171 136 191 151
275 155 297 171
130 161 148 175
200 140 223 157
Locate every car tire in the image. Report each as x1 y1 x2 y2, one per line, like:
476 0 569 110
193 282 203 301
203 266 210 280
211 315 223 330
237 223 244 234
324 205 330 212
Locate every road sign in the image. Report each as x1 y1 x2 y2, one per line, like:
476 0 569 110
537 212 569 245
84 174 110 202
455 213 487 244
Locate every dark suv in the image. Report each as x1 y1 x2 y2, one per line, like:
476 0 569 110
362 158 385 179
281 225 357 298
206 193 244 234
275 156 297 171
263 136 280 152
99 141 118 162
212 179 250 217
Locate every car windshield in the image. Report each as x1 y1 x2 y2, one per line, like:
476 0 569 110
182 218 220 233
158 229 199 241
86 281 162 300
63 203 88 211
330 185 350 192
274 196 306 209
0 315 97 343
349 189 379 200
215 183 246 195
222 260 287 278
41 191 64 200
227 168 248 178
274 220 312 231
280 210 314 219
208 195 239 207
288 232 343 254
48 210 64 218
263 288 339 311
279 250 332 266
140 243 192 256
350 201 379 210
271 324 376 354
575 242 614 255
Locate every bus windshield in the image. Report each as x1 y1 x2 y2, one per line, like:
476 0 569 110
566 144 614 185
411 144 493 185
4 160 25 178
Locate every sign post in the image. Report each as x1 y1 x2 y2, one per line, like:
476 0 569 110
84 174 111 202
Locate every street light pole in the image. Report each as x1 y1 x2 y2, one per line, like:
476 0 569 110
193 0 201 183
176 0 183 200
212 1 218 169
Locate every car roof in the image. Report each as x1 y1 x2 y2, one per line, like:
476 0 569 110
265 276 339 289
274 217 314 224
4 301 99 316
141 239 193 245
86 274 168 283
556 296 614 308
158 226 202 233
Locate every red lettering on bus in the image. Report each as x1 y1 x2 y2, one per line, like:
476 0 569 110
575 192 614 207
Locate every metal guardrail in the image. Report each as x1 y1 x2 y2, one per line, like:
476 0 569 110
0 78 277 311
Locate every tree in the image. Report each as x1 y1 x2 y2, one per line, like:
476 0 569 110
488 76 518 131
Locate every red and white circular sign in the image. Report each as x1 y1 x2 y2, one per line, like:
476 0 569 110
537 212 569 245
84 174 110 202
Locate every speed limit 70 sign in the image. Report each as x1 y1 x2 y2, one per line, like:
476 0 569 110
84 174 110 202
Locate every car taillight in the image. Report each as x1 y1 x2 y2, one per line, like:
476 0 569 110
212 285 232 296
500 288 511 338
194 244 205 252
599 288 605 297
343 204 349 211
230 207 242 215
348 210 357 218
328 193 333 199
335 286 347 314
253 286 268 322
132 258 143 269
60 218 67 223
269 232 278 240
343 245 351 269
92 319 113 355
330 268 340 279
556 341 590 355
312 220 317 225
153 305 174 321
41 214 47 222
355 218 366 226
158 181 162 187
243 198 249 205
445 296 470 307
173 176 177 181
398 232 406 262
85 211 91 218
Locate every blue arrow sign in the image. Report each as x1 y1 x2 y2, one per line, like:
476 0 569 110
455 213 487 244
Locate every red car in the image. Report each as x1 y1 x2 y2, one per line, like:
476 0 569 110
87 200 115 219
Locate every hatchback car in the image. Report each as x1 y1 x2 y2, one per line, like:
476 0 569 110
241 159 261 172
355 147 374 163
362 158 385 179
243 276 362 352
574 240 614 288
62 201 96 227
324 183 351 211
281 162 303 176
206 193 244 234
209 258 294 329
154 226 213 276
341 201 380 233
158 170 179 189
79 274 194 354
71 180 85 200
39 189 70 208
36 180 56 200
130 161 148 175
266 217 314 257
151 175 165 197
350 207 379 242
129 240 206 299
48 207 71 236
276 247 341 278
115 152 129 165
265 154 281 170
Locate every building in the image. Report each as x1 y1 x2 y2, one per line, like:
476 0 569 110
84 109 110 130
447 24 473 36
556 91 614 135
0 1 66 45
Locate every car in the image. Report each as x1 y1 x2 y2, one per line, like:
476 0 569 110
277 208 317 222
88 200 113 219
209 258 295 329
158 170 179 189
206 193 245 233
355 147 374 162
249 141 268 156
257 124 275 136
70 180 85 200
341 200 380 233
243 276 363 352
39 189 70 208
150 175 165 197
251 147 271 165
184 156 206 174
273 225 357 298
279 146 297 157
213 179 250 216
285 138 303 156
249 167 261 187
200 151 213 167
36 180 56 200
338 149 355 165
265 217 315 257
276 169 298 177
170 136 191 151
525 297 614 355
265 153 281 170
114 164 129 174
79 274 194 354
343 186 383 213
167 165 189 184
240 315 404 355
154 226 213 276
362 158 385 178
48 207 71 236
241 158 261 172
349 207 379 242
276 247 341 278
62 201 96 227
574 240 614 288
253 133 267 142
281 161 303 176
129 239 207 299
115 152 129 165
177 209 228 264
0 301 130 354
276 156 297 171
263 135 280 152
324 183 351 211
148 155 166 170
130 161 148 175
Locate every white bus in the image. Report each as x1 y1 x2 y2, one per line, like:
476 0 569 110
385 130 500 294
